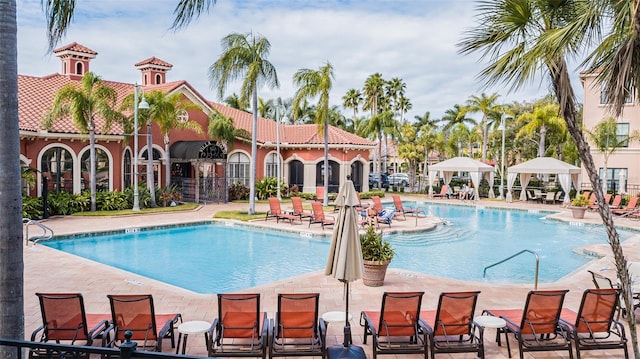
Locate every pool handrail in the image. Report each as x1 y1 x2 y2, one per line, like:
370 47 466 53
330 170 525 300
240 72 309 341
23 218 54 246
482 249 539 290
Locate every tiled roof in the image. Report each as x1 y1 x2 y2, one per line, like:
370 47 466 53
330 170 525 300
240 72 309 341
53 42 97 56
134 57 173 69
208 102 375 147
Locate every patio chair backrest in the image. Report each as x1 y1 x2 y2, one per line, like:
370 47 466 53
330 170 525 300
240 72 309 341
311 202 326 221
269 197 283 215
519 290 568 335
588 270 616 289
377 291 424 337
603 193 612 204
432 291 480 337
573 289 619 334
276 293 319 339
440 185 448 196
371 196 383 212
627 196 639 210
316 186 324 201
392 195 403 211
589 193 596 205
291 197 304 215
218 293 262 339
108 294 158 342
37 293 90 342
611 195 622 208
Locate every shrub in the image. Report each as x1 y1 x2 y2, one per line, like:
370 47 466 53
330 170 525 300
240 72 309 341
47 191 90 215
255 177 286 200
96 190 129 211
360 226 395 262
157 184 183 207
22 195 43 219
228 183 250 201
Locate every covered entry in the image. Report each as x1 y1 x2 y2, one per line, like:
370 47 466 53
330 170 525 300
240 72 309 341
170 140 227 203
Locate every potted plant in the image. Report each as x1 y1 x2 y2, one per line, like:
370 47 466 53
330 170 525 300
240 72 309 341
360 225 395 287
570 194 590 219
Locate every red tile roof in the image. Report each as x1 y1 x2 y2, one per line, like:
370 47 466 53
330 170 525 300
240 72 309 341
134 57 173 69
53 42 97 56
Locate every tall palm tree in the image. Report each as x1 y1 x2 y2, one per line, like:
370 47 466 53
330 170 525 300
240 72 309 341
0 0 24 352
208 109 241 150
464 92 500 162
292 62 334 206
515 102 565 158
209 32 279 215
458 0 639 355
43 72 121 211
223 93 249 112
441 104 477 133
342 88 362 127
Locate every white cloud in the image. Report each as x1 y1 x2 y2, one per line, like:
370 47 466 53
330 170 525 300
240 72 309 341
16 0 583 121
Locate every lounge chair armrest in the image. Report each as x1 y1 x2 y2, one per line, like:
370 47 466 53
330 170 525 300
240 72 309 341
30 325 44 342
359 311 378 334
102 324 116 348
319 318 327 348
418 318 432 334
89 319 110 342
260 312 269 338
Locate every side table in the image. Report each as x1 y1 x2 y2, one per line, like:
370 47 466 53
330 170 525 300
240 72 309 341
175 320 211 354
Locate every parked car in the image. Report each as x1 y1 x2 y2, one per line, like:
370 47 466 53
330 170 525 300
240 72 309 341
369 173 389 188
388 173 410 187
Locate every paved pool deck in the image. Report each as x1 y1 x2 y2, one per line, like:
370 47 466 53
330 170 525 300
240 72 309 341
23 195 640 358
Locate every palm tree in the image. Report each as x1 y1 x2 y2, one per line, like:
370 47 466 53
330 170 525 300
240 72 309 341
0 0 24 351
515 102 565 158
292 62 334 206
464 93 500 162
458 0 638 354
342 88 362 127
209 32 279 215
43 72 121 211
441 104 477 133
208 109 242 150
223 93 249 112
587 117 640 192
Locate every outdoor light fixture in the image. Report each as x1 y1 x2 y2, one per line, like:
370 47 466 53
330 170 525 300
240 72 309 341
132 83 149 211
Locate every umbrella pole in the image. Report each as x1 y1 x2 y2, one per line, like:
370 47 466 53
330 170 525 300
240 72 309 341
343 281 351 347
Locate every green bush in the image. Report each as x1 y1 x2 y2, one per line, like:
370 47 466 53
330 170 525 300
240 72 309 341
359 191 385 199
22 195 42 219
122 183 153 209
157 184 183 207
228 183 250 201
47 191 90 215
360 226 395 262
255 177 286 200
96 190 129 211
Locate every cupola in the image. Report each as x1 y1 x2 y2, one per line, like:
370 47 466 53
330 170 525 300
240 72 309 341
134 57 173 85
53 42 97 79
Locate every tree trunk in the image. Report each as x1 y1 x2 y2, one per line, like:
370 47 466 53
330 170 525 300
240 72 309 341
249 87 258 214
147 121 156 207
0 2 25 356
164 135 171 189
539 125 547 158
89 123 97 211
549 59 639 358
323 121 329 206
482 116 488 161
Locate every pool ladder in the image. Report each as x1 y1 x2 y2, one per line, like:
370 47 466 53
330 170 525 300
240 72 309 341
23 218 54 246
482 249 539 290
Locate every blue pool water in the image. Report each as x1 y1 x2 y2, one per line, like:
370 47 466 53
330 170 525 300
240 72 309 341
43 203 637 294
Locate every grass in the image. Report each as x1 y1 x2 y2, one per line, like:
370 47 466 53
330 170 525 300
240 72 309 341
72 202 200 216
214 210 267 221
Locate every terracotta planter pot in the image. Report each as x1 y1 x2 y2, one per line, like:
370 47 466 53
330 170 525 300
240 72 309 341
570 206 587 219
362 259 391 287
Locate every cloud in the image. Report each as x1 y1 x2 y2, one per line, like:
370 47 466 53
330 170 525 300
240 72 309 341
17 0 582 122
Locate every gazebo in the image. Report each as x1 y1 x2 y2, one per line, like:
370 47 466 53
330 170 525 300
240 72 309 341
428 157 495 201
506 157 581 204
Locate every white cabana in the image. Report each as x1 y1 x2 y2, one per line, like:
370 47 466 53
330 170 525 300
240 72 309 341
428 157 495 201
506 157 581 204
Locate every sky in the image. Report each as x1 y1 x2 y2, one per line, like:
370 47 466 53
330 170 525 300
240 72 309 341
16 0 585 122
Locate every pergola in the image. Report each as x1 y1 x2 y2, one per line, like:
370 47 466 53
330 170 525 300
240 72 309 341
428 156 495 201
506 157 581 204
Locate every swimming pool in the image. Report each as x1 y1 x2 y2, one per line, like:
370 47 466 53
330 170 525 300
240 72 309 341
42 203 637 293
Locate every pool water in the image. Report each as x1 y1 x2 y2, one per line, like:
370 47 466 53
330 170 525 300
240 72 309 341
42 204 637 293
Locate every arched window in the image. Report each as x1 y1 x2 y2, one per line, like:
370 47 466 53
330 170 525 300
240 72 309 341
81 148 110 191
75 62 83 75
41 146 74 192
265 152 281 178
228 152 250 187
316 160 340 192
155 74 162 84
351 161 364 192
123 149 132 188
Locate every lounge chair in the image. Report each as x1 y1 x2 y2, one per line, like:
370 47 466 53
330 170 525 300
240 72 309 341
377 209 395 227
371 195 384 212
30 293 111 358
392 194 425 219
609 194 622 209
360 291 428 359
588 270 639 319
269 293 326 358
482 289 572 359
291 196 313 221
266 197 300 224
208 293 268 358
612 196 638 216
543 191 556 204
432 185 449 199
589 193 611 211
107 294 182 352
315 186 324 202
309 201 335 229
356 192 370 212
560 288 628 359
420 291 484 359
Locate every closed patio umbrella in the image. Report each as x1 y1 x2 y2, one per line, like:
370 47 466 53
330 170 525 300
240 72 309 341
324 180 366 358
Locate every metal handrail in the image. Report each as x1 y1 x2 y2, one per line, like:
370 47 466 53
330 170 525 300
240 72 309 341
483 249 539 290
23 218 54 246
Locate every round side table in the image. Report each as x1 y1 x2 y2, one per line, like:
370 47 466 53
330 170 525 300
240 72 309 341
322 311 353 323
473 315 506 329
175 320 211 354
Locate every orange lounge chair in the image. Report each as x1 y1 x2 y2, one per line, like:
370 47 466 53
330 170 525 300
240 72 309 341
30 293 111 358
315 186 324 202
266 197 300 224
560 288 628 359
291 196 313 221
613 196 639 216
392 194 425 219
432 184 449 199
309 201 335 229
208 293 268 358
482 289 572 359
589 193 610 211
420 291 484 359
360 291 428 359
371 196 383 212
107 294 182 352
609 194 622 209
270 293 326 358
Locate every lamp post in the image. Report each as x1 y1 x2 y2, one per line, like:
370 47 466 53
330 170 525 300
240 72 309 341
275 105 287 200
497 118 506 200
132 83 149 211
